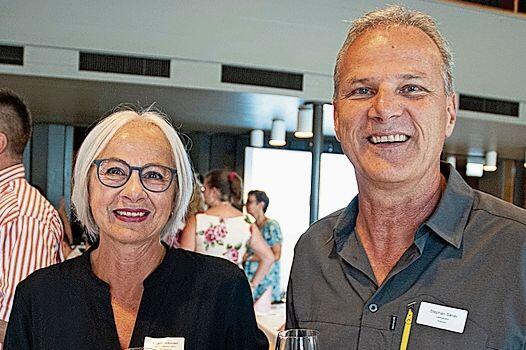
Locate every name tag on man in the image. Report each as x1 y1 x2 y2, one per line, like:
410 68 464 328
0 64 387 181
416 301 468 333
143 336 185 349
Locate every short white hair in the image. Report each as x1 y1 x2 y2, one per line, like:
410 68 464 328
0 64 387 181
72 106 194 241
334 5 454 99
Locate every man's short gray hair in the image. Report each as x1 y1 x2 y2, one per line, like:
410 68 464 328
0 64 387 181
333 5 454 99
71 106 194 241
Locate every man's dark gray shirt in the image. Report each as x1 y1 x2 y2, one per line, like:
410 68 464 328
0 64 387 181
286 164 526 349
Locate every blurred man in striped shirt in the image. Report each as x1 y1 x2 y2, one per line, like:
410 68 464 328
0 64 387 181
0 89 64 343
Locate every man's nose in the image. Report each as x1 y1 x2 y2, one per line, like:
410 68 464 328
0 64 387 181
367 88 403 122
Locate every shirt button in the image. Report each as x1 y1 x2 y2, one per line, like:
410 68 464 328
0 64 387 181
368 303 378 313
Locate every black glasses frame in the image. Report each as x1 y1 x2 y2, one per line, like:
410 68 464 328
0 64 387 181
93 158 178 193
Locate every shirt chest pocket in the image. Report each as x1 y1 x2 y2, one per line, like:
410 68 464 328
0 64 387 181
400 319 489 350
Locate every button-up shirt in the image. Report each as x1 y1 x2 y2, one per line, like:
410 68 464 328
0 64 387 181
0 164 64 322
287 163 526 349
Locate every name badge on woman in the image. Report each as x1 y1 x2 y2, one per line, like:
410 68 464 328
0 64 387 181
144 336 185 349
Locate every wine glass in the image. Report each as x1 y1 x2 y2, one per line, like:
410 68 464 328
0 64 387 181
275 329 320 350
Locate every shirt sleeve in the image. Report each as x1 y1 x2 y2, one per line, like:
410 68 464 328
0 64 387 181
0 214 64 321
225 273 269 350
285 276 299 329
266 220 283 247
3 282 33 349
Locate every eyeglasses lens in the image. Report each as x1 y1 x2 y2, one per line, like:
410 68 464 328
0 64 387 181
97 159 173 192
141 165 173 192
98 159 130 187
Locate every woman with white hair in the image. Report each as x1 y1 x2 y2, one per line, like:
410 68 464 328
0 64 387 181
4 107 268 350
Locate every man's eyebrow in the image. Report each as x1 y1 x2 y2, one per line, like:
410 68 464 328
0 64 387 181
342 77 375 86
397 73 428 80
343 73 428 86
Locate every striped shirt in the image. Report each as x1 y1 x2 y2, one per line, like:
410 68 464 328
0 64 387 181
0 164 64 322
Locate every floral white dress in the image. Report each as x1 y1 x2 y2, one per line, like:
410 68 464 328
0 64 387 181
195 213 252 267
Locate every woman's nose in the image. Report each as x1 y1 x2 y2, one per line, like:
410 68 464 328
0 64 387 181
120 171 146 201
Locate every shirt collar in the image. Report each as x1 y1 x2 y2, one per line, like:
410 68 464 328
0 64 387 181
77 241 177 290
0 163 25 188
424 162 474 248
333 195 359 250
332 162 474 250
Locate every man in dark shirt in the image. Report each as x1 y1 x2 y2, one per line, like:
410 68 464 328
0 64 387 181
286 5 526 349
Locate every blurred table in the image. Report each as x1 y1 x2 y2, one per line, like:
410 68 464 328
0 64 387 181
256 303 286 350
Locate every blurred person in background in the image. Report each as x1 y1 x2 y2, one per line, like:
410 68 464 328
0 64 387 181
57 197 90 259
163 173 206 248
245 190 283 303
5 107 268 350
0 89 64 344
180 169 274 293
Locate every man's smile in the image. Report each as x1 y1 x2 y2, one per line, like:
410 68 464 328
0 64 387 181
367 134 410 144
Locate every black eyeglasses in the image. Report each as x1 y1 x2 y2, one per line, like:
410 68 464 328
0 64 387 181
93 158 177 193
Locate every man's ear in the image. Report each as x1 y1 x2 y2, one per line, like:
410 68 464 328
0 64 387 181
0 132 8 155
333 101 341 142
444 93 457 138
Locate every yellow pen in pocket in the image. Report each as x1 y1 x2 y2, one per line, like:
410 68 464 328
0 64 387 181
399 304 415 350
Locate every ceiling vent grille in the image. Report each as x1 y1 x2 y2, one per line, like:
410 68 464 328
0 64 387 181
459 94 519 117
0 45 24 65
221 65 303 91
79 52 170 77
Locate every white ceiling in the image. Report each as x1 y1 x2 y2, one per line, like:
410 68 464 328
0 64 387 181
1 73 525 160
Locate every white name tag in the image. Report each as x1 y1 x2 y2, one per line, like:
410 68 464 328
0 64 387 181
143 336 185 350
416 301 468 334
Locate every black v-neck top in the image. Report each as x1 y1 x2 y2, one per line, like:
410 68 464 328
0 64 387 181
5 245 268 350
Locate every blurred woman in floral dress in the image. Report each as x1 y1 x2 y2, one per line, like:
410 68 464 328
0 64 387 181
163 173 206 248
180 169 274 291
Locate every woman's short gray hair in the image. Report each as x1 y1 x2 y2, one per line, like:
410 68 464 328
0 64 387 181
334 5 454 99
71 106 194 241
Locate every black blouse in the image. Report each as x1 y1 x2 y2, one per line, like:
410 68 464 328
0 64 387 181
5 244 268 350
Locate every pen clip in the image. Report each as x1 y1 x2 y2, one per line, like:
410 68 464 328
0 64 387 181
399 302 416 350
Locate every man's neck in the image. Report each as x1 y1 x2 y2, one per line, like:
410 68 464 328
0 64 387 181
355 170 446 285
0 156 21 172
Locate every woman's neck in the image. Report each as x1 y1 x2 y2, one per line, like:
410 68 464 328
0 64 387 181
206 200 242 217
208 198 230 208
90 236 165 288
254 212 267 228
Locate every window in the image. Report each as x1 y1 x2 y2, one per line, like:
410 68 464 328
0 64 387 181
244 147 312 291
319 153 358 218
244 148 360 292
